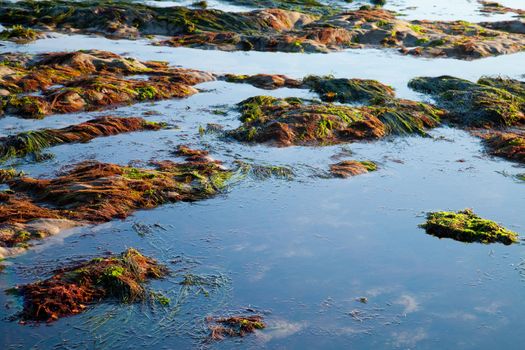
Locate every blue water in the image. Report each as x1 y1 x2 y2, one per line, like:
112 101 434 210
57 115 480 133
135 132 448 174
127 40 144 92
1 0 525 348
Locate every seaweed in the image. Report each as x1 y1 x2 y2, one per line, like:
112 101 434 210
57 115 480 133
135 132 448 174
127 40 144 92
408 76 525 127
13 248 168 321
420 209 519 244
207 315 266 340
228 96 442 146
329 160 377 178
0 116 164 162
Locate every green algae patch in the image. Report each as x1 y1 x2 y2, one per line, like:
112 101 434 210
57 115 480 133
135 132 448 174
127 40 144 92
408 76 525 127
0 116 164 162
0 147 233 258
329 160 377 178
13 248 168 322
228 96 443 146
420 209 519 245
208 315 266 340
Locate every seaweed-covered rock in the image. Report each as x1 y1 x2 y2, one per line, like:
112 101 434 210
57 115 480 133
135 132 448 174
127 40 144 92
420 209 519 244
329 160 377 178
0 50 214 118
408 76 525 127
13 248 168 321
0 116 164 162
0 147 232 258
228 96 443 146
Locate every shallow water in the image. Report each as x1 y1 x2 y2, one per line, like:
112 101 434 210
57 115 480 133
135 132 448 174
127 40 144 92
1 1 525 349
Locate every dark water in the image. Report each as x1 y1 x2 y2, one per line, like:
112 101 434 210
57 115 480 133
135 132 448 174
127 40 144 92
1 0 525 348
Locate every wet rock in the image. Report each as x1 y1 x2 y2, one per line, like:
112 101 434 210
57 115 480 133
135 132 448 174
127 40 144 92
228 96 443 146
13 248 168 322
409 76 525 127
0 116 164 162
420 209 519 244
329 160 377 178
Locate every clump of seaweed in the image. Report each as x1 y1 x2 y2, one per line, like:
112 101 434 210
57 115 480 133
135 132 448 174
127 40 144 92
481 131 525 164
420 209 519 244
234 160 295 180
207 315 266 340
0 148 232 256
0 116 164 162
0 25 38 43
329 160 377 178
0 50 214 118
222 74 396 104
223 73 303 90
408 75 525 127
228 96 443 146
303 75 395 103
12 248 168 321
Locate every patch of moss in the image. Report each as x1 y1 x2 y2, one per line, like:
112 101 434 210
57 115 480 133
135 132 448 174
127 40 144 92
420 209 519 244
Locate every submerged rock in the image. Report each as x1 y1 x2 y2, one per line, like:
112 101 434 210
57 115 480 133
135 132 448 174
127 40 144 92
0 116 164 162
420 209 519 244
409 76 525 127
0 50 214 118
329 160 377 178
12 248 168 322
228 96 443 146
0 147 232 257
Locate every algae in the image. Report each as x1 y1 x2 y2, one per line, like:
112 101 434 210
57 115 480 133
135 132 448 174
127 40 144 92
420 209 519 244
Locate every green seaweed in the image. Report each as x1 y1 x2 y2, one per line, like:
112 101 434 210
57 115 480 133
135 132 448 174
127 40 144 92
420 209 519 244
